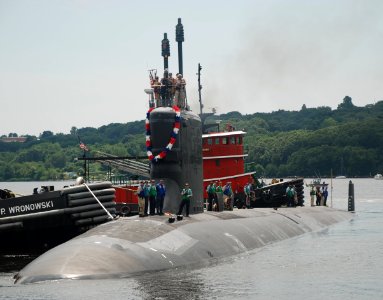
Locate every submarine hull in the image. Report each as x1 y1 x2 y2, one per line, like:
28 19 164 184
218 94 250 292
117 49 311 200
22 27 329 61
15 207 353 284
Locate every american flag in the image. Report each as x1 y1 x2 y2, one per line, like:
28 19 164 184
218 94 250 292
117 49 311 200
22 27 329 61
79 142 89 151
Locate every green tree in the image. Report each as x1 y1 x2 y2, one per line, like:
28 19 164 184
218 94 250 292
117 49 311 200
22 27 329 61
337 96 355 109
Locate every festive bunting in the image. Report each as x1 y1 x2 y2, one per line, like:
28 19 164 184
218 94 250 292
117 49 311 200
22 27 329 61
146 106 181 162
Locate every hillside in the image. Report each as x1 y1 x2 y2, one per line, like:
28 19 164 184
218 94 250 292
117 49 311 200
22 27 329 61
1 97 382 180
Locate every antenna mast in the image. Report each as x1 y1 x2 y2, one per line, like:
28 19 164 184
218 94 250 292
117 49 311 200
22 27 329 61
161 33 170 70
198 63 203 116
175 18 184 75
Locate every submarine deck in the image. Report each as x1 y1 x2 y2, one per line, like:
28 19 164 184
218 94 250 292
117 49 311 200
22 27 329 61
16 207 353 284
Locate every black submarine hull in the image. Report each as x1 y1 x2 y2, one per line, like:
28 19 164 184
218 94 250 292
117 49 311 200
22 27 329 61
15 207 353 284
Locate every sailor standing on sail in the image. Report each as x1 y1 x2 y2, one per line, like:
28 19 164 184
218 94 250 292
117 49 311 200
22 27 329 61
174 73 186 109
169 72 176 100
160 70 172 106
151 76 161 107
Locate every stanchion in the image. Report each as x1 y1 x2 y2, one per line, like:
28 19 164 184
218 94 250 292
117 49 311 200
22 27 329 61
348 180 355 212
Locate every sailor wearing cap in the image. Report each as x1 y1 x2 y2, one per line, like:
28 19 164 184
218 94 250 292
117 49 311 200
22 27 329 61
177 183 193 217
136 181 146 217
156 179 166 215
143 181 150 216
223 182 233 210
174 73 186 109
149 180 157 215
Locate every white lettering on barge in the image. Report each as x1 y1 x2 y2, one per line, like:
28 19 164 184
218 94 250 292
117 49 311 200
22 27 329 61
8 201 54 214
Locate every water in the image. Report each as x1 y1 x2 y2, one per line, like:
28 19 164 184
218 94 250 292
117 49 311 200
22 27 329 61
1 179 383 299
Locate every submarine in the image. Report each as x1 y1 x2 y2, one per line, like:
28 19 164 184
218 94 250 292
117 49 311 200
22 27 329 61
15 207 352 283
14 19 353 284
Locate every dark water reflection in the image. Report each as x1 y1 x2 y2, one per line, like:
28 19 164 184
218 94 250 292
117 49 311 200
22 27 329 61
0 254 37 273
133 268 206 300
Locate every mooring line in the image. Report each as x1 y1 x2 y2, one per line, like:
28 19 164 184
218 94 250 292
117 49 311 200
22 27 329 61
83 183 114 220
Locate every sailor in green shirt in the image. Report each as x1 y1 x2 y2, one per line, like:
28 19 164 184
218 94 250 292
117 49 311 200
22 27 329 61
149 179 157 215
215 181 223 193
178 183 192 217
214 181 222 211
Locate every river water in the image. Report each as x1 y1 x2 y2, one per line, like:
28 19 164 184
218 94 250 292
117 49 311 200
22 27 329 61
1 178 382 299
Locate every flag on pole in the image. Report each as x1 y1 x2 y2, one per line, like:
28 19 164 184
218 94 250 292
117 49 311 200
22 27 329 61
79 141 89 151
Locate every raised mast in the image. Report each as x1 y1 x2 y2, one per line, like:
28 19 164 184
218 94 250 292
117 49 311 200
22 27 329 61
161 33 170 71
175 18 184 75
198 63 203 116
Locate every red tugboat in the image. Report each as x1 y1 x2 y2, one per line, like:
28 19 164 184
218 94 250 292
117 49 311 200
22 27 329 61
202 129 254 201
200 126 304 208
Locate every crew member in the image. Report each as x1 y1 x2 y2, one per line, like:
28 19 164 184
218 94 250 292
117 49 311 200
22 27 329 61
310 186 316 207
151 76 161 107
322 186 328 206
286 184 295 207
169 72 176 100
174 73 186 109
178 183 192 217
156 179 166 215
160 70 172 106
136 181 146 217
223 182 233 210
149 180 157 216
316 187 322 206
206 181 215 211
244 182 251 208
215 181 222 211
143 180 150 216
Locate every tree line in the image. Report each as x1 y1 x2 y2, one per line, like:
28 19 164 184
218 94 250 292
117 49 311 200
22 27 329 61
0 97 382 181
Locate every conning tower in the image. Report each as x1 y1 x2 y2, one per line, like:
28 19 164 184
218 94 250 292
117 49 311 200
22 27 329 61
147 18 203 214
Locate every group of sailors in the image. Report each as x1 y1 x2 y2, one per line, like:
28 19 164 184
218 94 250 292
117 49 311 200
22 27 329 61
285 184 298 207
206 181 234 211
150 69 187 109
135 179 314 218
285 184 306 207
136 180 193 218
136 179 166 217
309 184 329 207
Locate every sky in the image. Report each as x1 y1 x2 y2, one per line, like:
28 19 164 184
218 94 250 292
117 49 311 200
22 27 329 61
1 0 382 136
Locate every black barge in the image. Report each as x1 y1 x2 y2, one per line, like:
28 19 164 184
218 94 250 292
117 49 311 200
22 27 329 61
0 182 115 254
